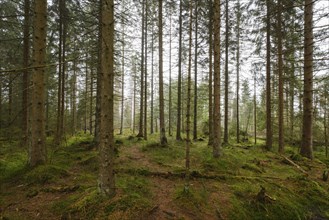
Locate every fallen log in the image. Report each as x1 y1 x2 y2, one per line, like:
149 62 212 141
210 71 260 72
280 155 308 176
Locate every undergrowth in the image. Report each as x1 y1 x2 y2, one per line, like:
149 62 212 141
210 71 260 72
1 133 329 219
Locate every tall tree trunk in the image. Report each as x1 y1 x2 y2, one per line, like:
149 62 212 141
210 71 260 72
120 14 125 135
325 89 328 157
94 0 102 143
150 9 154 134
9 74 13 125
265 0 272 150
158 0 167 145
72 48 77 135
224 0 229 144
29 0 47 166
213 0 221 158
133 58 137 134
176 0 183 141
84 62 88 134
254 70 257 145
300 0 314 159
169 11 172 137
0 80 2 130
290 55 295 143
61 0 66 140
89 67 94 134
58 0 62 137
193 1 198 141
144 0 148 140
185 0 193 190
99 0 115 197
56 0 63 144
137 0 145 138
278 0 284 153
236 0 240 143
22 0 30 147
208 1 213 146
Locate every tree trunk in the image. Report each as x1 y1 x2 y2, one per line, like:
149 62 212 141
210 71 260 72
213 0 221 158
176 0 183 141
84 62 88 134
193 1 198 141
169 11 172 137
144 0 148 140
265 0 272 151
300 0 314 159
0 80 2 130
61 0 66 140
120 14 125 135
278 0 284 153
254 70 257 145
72 47 77 135
133 58 137 134
208 0 213 146
22 0 30 147
324 89 328 157
89 67 94 134
224 0 229 144
137 0 145 138
29 0 47 166
158 0 167 146
289 54 295 143
150 8 154 134
94 0 102 143
98 0 115 197
185 0 193 190
236 0 241 143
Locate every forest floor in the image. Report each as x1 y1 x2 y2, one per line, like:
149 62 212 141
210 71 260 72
1 133 329 220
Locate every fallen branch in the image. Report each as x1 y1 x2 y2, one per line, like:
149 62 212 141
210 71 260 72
280 155 308 176
256 186 276 204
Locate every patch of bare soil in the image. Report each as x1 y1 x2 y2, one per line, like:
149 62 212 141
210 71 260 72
0 182 74 220
119 145 168 173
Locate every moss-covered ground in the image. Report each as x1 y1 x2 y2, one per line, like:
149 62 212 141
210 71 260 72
0 132 328 219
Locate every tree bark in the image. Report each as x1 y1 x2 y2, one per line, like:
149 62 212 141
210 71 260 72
185 0 193 189
224 0 229 144
193 1 198 141
236 0 241 143
150 19 154 134
22 0 30 147
144 0 148 140
98 0 115 197
29 0 47 166
300 0 314 159
89 67 94 134
176 0 183 141
254 70 257 145
169 11 172 137
61 0 66 139
278 0 284 153
120 13 125 135
208 0 213 146
137 0 145 138
158 0 167 146
213 0 221 158
72 44 77 135
94 0 102 143
265 0 272 151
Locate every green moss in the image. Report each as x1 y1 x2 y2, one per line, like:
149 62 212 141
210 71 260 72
104 175 152 219
24 165 69 185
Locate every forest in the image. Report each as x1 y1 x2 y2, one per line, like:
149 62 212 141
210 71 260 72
0 0 329 219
